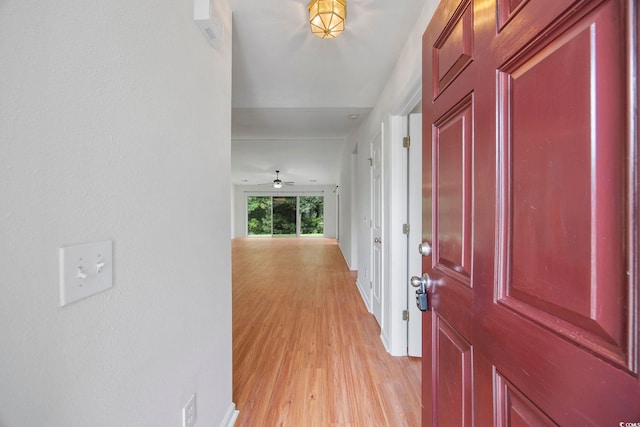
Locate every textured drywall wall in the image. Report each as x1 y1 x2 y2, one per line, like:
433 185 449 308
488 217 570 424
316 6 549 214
0 0 234 426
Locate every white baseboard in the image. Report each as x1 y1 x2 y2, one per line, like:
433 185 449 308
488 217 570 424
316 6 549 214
220 402 239 427
355 279 371 312
380 332 391 353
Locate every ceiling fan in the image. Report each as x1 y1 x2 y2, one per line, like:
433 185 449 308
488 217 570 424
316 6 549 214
263 170 295 188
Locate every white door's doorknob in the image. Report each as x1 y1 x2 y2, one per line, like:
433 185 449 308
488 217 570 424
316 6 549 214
419 241 432 256
409 273 440 291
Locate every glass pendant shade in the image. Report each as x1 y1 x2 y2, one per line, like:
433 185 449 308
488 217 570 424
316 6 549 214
308 0 346 39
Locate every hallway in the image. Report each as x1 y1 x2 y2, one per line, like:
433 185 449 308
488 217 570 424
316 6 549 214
232 238 421 426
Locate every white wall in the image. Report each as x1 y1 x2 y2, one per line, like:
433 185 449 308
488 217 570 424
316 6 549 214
231 183 237 241
0 0 235 426
337 0 439 353
336 152 358 269
232 185 337 239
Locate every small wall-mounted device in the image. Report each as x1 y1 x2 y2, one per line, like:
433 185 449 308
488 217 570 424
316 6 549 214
59 240 113 306
194 0 223 48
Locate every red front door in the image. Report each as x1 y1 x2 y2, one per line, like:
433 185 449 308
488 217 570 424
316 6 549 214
421 0 639 425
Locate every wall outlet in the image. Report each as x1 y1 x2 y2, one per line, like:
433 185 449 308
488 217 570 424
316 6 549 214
183 393 197 427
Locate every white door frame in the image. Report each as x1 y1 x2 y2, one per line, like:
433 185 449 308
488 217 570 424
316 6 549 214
386 115 409 355
385 85 422 356
407 112 422 357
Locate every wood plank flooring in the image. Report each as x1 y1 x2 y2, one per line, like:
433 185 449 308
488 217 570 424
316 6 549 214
232 238 422 426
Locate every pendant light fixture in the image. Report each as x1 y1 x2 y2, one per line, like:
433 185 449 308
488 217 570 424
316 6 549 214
308 0 346 39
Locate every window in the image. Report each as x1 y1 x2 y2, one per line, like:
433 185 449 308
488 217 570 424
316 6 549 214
272 196 297 236
246 195 324 237
247 196 272 236
299 196 324 236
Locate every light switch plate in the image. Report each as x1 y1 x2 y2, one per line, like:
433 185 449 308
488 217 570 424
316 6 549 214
59 240 113 306
183 393 197 427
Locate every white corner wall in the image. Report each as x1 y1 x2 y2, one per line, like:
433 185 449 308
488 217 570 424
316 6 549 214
336 152 358 269
337 0 439 354
0 0 235 426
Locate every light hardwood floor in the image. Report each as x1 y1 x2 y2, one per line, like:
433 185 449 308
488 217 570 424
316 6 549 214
232 238 422 426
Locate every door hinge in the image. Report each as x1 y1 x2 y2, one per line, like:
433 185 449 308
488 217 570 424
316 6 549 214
368 157 373 166
402 310 409 321
403 136 410 148
402 224 410 235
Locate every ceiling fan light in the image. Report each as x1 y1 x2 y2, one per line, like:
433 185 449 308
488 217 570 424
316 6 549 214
273 180 283 189
308 0 346 39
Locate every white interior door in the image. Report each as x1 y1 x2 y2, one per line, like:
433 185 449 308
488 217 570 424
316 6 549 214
356 146 372 309
407 113 422 356
371 133 383 326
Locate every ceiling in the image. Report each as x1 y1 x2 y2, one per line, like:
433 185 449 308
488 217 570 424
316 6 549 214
229 0 426 186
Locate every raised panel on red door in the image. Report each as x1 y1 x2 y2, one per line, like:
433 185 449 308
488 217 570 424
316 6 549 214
422 0 639 425
496 0 628 364
485 0 640 423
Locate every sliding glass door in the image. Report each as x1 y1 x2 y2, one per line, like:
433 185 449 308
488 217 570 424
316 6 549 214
299 196 323 237
246 195 324 237
272 197 297 236
247 196 272 236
